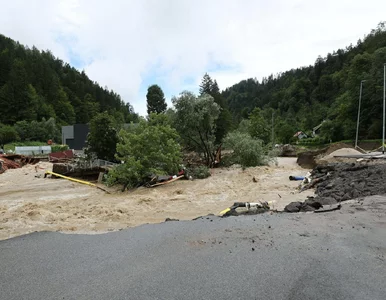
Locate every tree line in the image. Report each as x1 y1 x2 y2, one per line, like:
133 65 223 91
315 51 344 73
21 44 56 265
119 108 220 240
0 34 138 128
87 74 274 189
222 22 386 143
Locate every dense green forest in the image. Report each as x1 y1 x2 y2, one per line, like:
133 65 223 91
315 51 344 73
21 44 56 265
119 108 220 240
1 23 386 148
0 34 138 126
222 22 386 143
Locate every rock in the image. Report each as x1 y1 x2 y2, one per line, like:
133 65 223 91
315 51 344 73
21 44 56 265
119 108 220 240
165 218 179 222
284 202 302 213
277 144 297 157
301 205 316 212
297 152 317 169
304 199 323 210
341 193 351 201
297 148 327 169
351 190 359 199
317 197 338 205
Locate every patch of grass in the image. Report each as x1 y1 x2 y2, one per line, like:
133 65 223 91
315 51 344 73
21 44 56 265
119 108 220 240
51 145 69 153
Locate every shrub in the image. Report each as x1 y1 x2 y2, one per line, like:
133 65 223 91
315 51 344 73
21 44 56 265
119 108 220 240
107 116 182 189
187 165 211 179
0 124 19 146
223 131 274 168
51 144 69 153
297 136 326 146
85 112 119 162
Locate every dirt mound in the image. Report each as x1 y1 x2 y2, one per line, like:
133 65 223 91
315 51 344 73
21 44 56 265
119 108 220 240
318 148 362 163
324 148 362 158
285 162 386 212
323 143 354 156
297 143 358 169
317 147 362 164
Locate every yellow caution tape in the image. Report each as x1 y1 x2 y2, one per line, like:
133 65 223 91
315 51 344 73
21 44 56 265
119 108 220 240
45 171 96 187
219 207 231 216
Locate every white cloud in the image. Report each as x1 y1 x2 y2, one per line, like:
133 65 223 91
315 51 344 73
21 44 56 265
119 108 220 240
0 0 385 115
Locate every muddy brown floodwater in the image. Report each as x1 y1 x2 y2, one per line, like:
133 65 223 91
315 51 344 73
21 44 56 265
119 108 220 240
0 157 313 240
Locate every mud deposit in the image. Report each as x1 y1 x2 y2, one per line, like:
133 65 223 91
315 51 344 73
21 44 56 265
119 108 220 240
0 158 313 240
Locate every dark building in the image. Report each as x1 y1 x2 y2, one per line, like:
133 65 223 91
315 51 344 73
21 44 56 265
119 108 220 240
62 124 89 150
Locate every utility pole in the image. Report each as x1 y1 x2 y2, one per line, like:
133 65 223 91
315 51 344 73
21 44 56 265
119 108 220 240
355 80 366 149
383 63 386 154
271 112 274 149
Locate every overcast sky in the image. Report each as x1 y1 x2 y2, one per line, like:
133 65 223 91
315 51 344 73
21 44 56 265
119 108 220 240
0 0 385 115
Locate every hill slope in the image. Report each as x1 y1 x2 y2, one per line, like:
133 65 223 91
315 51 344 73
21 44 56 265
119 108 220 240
222 22 386 143
0 34 137 126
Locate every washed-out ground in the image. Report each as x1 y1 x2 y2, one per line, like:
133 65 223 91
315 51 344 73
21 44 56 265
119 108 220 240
0 157 313 240
1 195 386 300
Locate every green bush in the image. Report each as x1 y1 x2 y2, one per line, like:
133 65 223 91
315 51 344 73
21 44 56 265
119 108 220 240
14 118 61 142
223 131 274 168
51 144 69 153
0 124 19 146
187 165 211 179
297 136 326 146
107 116 182 189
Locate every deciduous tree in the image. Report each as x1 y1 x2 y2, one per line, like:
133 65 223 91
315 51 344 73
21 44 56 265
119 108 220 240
85 112 119 161
172 91 220 166
107 114 182 189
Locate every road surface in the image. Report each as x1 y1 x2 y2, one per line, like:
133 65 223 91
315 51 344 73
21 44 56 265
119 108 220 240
1 196 386 300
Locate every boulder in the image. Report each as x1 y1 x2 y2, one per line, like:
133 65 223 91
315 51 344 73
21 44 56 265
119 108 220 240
304 199 323 210
284 202 302 213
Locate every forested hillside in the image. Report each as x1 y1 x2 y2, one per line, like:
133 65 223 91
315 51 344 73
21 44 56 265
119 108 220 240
222 22 386 143
0 34 137 126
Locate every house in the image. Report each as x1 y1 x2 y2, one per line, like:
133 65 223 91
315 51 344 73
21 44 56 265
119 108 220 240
62 124 89 151
62 123 134 151
294 131 308 140
312 120 326 137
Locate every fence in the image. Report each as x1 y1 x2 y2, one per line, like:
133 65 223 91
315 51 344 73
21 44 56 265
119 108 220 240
15 146 52 156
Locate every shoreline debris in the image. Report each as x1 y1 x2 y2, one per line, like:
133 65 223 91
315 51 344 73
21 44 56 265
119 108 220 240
45 171 110 193
0 154 40 174
285 162 386 212
219 201 270 217
146 175 185 188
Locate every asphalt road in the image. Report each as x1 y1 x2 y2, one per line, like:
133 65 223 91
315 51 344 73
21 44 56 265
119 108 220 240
1 196 386 300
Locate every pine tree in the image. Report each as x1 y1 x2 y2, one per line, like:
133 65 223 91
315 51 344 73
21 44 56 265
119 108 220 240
0 59 37 124
211 80 220 95
146 84 167 114
199 75 232 144
199 73 213 96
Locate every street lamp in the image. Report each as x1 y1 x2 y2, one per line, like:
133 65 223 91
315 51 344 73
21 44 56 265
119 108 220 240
355 80 366 149
383 63 386 154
